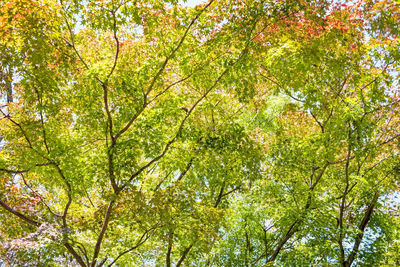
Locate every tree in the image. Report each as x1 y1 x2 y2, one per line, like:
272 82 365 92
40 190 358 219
0 0 399 266
206 1 400 266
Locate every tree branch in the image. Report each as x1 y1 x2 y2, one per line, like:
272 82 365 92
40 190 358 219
91 200 114 267
176 243 194 267
0 198 40 226
108 226 155 266
0 163 52 174
64 242 88 267
0 109 33 148
113 0 216 142
166 230 174 267
345 192 379 267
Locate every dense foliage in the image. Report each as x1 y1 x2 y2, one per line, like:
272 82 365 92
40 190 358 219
0 0 399 266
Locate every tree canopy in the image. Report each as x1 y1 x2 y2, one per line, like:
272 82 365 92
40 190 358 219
0 0 399 266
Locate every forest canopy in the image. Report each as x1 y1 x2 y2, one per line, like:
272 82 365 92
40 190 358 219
0 0 399 266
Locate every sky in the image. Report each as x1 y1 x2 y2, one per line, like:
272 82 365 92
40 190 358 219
179 0 205 7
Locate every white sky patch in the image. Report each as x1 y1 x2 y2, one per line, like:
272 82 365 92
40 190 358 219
179 0 206 8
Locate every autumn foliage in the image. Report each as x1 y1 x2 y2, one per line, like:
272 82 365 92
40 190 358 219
1 0 399 266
